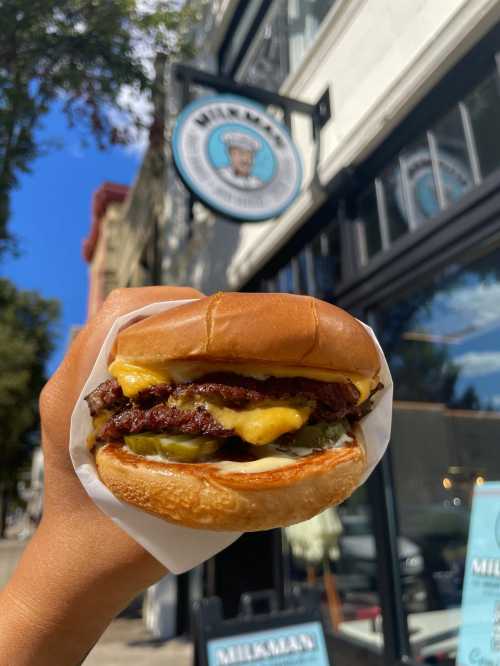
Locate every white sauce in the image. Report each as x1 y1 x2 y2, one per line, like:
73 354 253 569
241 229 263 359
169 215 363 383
215 456 295 473
122 432 353 473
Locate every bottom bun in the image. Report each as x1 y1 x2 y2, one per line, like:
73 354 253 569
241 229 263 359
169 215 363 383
95 432 366 532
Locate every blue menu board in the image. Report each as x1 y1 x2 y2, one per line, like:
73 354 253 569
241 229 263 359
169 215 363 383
207 621 330 666
458 482 500 665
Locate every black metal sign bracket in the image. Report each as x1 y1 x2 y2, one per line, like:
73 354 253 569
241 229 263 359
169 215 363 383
172 63 331 137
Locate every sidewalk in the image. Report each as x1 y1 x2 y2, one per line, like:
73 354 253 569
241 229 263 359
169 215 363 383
84 618 193 665
0 538 27 589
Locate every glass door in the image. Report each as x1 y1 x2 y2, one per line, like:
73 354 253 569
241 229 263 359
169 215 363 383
375 239 500 664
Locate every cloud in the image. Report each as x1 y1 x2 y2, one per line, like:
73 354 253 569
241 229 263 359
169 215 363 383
491 395 500 409
107 86 152 157
454 351 500 377
443 281 500 331
414 280 500 342
106 0 191 155
105 0 163 156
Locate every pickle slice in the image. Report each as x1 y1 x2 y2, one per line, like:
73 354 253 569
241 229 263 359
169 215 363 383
287 421 348 449
124 433 222 461
124 433 159 455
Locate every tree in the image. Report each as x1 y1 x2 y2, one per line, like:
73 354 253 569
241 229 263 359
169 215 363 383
0 278 59 536
0 0 197 254
452 385 481 411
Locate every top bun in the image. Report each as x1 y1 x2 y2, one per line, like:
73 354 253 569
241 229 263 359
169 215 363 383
114 292 380 378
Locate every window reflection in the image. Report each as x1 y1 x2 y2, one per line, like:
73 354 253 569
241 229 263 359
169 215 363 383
263 221 341 299
465 70 500 179
432 106 473 205
376 243 500 663
237 0 333 91
358 184 382 260
399 135 439 228
287 0 332 72
283 492 385 639
310 223 340 300
379 160 410 242
220 0 263 75
293 251 309 294
278 263 294 292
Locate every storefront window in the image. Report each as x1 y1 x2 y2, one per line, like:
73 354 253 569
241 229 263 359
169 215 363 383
379 159 411 242
432 106 473 205
283 489 385 643
220 0 263 75
292 251 309 294
278 263 294 292
306 223 341 298
376 242 500 662
287 0 332 73
399 134 440 228
358 184 382 261
465 70 500 180
237 0 333 91
353 67 500 269
263 220 341 298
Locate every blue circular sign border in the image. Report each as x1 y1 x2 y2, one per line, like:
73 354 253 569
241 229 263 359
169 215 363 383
172 94 303 223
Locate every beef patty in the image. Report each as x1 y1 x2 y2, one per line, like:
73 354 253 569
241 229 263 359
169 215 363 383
86 374 380 443
97 404 234 441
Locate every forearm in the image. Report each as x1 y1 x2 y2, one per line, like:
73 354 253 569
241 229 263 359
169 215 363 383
0 513 166 665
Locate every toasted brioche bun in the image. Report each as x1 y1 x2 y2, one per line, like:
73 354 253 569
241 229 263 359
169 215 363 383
95 430 365 531
112 292 380 378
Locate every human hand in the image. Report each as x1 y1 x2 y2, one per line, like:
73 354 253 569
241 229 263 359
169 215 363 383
0 286 203 666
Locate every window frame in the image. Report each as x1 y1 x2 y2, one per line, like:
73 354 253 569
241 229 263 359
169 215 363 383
217 0 336 86
217 0 272 77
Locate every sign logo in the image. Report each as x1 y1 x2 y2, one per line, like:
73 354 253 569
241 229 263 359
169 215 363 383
393 148 471 225
172 95 302 222
207 621 330 666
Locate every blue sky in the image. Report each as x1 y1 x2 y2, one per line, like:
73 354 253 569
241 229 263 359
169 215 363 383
0 102 141 375
400 265 500 408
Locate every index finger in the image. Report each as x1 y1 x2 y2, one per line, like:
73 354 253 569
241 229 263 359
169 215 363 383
45 287 203 420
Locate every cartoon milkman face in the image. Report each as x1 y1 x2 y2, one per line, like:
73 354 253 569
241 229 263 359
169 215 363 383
218 132 263 189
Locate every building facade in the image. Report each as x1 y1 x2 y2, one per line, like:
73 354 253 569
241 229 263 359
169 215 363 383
165 2 500 664
83 182 129 317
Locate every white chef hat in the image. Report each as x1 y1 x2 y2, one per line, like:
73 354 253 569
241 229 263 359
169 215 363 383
223 131 260 152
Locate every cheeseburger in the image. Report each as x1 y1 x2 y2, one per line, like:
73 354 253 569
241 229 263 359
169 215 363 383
85 292 382 531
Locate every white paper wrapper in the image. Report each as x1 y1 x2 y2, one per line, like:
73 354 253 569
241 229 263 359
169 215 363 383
357 321 393 483
70 300 240 574
70 300 392 574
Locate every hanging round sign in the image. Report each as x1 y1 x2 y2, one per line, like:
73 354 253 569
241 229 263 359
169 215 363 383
172 95 302 222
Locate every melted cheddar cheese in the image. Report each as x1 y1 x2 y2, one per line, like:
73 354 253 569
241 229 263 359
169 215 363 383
203 403 311 446
109 360 170 397
108 357 376 404
169 396 311 446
